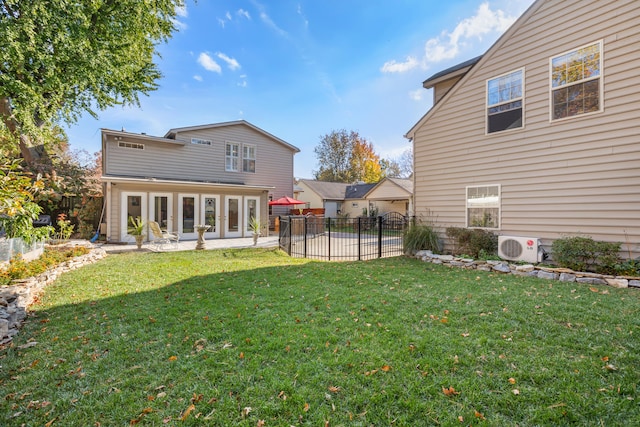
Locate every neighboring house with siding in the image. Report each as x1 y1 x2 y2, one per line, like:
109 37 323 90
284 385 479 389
101 120 299 243
296 179 412 218
406 0 640 257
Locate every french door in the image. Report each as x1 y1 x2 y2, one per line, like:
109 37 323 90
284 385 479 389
149 193 173 238
120 192 148 243
224 195 242 238
178 194 199 239
244 196 260 236
200 195 220 239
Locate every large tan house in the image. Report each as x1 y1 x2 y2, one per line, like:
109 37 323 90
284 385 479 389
101 120 299 243
406 0 640 257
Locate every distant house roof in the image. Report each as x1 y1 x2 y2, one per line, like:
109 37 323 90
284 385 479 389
299 180 349 200
345 183 376 199
299 179 382 200
422 55 483 89
164 120 300 153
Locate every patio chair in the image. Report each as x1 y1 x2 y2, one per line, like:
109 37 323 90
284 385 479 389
149 221 179 251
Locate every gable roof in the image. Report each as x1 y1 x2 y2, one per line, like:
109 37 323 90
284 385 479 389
365 177 413 199
164 120 300 153
299 179 349 200
405 0 543 140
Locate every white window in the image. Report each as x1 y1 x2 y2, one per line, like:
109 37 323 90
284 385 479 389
225 142 239 172
243 144 256 173
487 69 523 133
191 138 212 146
466 185 500 229
118 141 144 150
550 41 602 120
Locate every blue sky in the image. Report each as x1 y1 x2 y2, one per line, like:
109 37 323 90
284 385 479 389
65 0 535 178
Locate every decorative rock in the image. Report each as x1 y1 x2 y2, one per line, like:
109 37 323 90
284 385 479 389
435 254 454 262
492 263 512 273
576 277 607 285
537 271 559 280
0 246 107 347
431 259 443 265
449 261 466 267
415 250 433 258
559 273 576 282
605 278 628 289
629 280 640 288
476 264 492 272
515 264 535 272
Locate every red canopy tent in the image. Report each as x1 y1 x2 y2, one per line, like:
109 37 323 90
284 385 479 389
269 195 306 206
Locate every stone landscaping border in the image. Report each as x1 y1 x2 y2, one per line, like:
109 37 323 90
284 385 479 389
0 245 107 347
414 250 640 289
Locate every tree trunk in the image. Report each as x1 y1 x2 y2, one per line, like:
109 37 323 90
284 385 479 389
0 97 34 164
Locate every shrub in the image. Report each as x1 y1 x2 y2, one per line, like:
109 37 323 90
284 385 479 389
403 223 441 254
551 236 621 274
446 227 498 258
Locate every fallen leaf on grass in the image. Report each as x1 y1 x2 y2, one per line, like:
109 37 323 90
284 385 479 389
45 416 57 427
512 389 520 395
328 386 341 393
474 411 486 420
181 404 195 421
168 356 177 362
303 402 310 412
257 420 265 427
442 386 459 396
242 407 252 418
381 365 392 372
508 377 516 384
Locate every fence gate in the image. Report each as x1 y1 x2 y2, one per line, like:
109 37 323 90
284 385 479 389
278 213 408 261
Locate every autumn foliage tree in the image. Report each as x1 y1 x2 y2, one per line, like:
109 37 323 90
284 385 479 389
314 130 383 183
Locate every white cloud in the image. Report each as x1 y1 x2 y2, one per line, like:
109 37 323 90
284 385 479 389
193 75 203 82
225 11 232 21
172 4 188 30
217 18 226 28
381 56 418 73
237 9 251 20
424 2 517 63
217 53 241 71
197 53 222 73
409 89 423 101
253 1 288 37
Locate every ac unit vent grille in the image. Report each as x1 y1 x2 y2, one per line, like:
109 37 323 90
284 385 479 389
500 239 523 258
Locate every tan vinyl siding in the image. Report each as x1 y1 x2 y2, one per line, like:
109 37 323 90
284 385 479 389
412 0 640 256
105 123 295 202
296 181 326 209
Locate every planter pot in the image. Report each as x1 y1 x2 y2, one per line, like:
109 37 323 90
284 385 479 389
252 233 260 246
134 235 144 249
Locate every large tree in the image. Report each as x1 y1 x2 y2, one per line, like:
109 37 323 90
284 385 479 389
314 129 383 183
0 0 185 161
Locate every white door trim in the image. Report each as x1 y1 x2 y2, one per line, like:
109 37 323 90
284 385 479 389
120 191 148 243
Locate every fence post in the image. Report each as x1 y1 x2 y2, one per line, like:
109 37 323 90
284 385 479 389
377 216 383 258
327 217 331 261
288 216 292 255
303 215 308 258
357 217 362 261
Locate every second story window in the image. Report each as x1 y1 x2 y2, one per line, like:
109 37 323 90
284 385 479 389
226 142 239 172
550 41 602 120
191 138 212 146
487 69 523 134
243 144 256 173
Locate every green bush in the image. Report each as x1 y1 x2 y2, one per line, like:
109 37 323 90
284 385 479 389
403 223 441 254
551 236 621 274
446 227 498 258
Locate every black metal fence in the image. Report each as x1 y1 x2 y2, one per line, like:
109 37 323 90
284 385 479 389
278 212 408 261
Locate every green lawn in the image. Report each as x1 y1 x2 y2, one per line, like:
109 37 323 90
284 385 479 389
1 249 639 426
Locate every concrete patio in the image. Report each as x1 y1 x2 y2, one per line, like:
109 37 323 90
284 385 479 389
98 235 279 254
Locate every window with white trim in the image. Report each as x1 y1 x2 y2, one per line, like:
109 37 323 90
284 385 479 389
225 142 239 172
191 138 212 146
487 69 523 133
466 185 500 229
550 41 602 120
243 144 256 173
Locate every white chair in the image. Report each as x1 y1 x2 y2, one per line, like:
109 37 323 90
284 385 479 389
149 221 179 251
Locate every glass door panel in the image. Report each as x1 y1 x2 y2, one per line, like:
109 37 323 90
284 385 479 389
201 195 220 238
178 194 198 239
120 192 147 243
225 196 242 238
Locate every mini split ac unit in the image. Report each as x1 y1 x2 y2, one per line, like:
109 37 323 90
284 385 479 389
498 236 542 263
